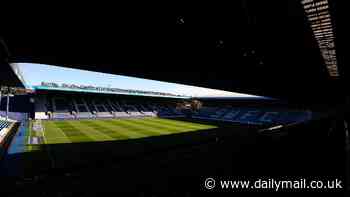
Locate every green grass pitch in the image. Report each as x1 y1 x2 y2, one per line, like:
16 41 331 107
27 117 217 146
20 117 222 175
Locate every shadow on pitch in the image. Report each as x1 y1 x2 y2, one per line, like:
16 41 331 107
0 116 346 192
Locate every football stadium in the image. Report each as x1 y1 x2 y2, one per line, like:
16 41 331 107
0 0 349 196
1 63 313 175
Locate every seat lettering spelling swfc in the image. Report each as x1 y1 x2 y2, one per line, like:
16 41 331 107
238 110 260 122
259 112 280 123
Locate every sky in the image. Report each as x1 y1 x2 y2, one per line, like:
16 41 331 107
10 63 266 98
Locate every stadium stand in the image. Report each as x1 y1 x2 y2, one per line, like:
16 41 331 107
30 92 315 129
138 104 157 117
0 120 11 131
120 101 143 117
52 97 70 112
0 118 17 162
32 93 187 120
92 98 113 118
50 97 74 119
104 99 116 113
33 96 48 119
192 106 312 125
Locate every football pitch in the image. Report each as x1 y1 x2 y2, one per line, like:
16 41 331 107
27 117 218 147
11 117 251 177
20 117 219 172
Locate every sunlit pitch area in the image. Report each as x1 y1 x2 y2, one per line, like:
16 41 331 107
26 118 217 149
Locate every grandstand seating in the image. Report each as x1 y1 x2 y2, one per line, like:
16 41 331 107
85 98 97 113
156 106 173 116
0 119 14 147
110 101 126 112
34 96 48 113
209 108 230 119
32 94 312 125
46 96 53 112
222 109 240 120
193 106 312 125
193 107 219 118
53 97 71 112
34 95 185 120
0 120 11 131
82 98 114 118
132 104 156 117
104 100 115 112
123 105 143 117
